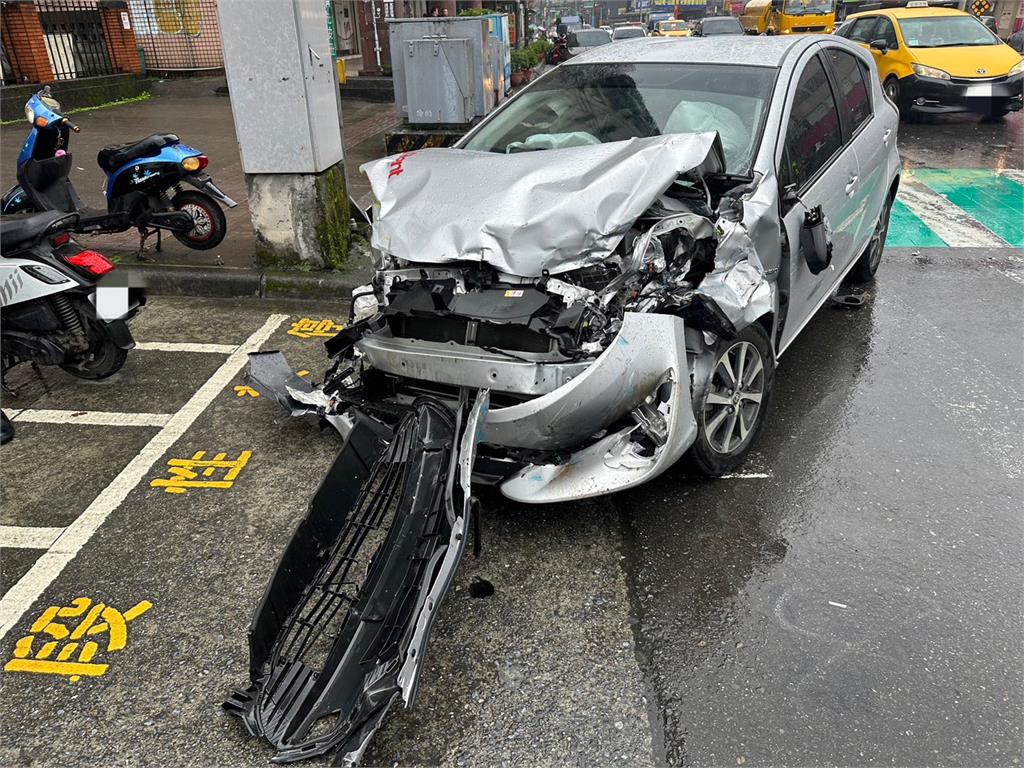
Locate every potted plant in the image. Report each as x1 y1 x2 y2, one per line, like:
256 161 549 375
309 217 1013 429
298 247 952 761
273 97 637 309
510 49 534 88
529 38 553 70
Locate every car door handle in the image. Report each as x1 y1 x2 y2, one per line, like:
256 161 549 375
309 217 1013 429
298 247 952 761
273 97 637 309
845 175 858 195
882 128 892 145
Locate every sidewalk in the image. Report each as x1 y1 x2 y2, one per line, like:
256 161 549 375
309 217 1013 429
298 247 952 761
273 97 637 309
0 80 398 288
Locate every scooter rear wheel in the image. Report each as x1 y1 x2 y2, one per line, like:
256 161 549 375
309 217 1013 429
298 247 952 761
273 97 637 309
61 330 127 380
171 190 227 251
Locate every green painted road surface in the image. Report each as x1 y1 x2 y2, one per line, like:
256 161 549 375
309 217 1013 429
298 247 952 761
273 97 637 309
888 169 1024 248
888 199 949 248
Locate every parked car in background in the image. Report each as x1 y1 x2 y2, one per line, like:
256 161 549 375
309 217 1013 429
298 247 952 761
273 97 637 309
568 28 613 55
836 6 1024 118
654 19 693 36
693 16 745 36
612 25 648 40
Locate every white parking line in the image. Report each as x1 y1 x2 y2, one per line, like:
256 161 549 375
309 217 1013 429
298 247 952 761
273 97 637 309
0 526 64 549
999 169 1024 185
719 472 772 479
896 181 1007 248
0 314 288 641
134 342 238 354
14 409 171 428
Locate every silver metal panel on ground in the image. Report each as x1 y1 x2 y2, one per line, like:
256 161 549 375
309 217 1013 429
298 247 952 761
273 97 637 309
218 0 342 174
405 38 472 125
387 17 494 121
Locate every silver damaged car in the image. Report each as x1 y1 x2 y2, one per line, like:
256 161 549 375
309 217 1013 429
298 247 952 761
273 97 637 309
226 36 901 766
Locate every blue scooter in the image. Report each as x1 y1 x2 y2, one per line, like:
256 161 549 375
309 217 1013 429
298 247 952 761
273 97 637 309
2 87 237 256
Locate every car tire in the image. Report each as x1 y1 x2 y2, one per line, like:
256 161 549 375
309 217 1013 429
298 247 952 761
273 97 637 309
688 322 775 477
846 191 893 284
883 76 902 113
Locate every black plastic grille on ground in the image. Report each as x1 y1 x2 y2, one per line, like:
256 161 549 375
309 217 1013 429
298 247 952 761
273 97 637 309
225 399 458 765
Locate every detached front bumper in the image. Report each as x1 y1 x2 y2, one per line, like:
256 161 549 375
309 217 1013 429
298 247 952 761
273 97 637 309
355 312 700 502
900 71 1024 114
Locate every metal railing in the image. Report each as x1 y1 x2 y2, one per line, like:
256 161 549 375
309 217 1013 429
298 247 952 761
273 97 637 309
36 0 114 80
128 0 223 74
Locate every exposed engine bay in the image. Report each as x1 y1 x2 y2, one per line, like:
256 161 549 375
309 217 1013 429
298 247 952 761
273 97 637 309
226 133 776 764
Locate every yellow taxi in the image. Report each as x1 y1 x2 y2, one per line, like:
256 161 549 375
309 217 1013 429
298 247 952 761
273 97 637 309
836 4 1024 118
653 19 692 36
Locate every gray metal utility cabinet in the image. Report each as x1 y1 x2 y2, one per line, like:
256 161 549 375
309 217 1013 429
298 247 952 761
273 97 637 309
388 17 495 125
219 0 342 174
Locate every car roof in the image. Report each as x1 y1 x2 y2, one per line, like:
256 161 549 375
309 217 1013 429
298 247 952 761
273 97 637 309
565 35 807 67
849 6 968 19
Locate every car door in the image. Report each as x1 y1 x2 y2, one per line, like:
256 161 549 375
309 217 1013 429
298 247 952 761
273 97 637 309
870 16 903 82
777 50 861 352
822 43 889 253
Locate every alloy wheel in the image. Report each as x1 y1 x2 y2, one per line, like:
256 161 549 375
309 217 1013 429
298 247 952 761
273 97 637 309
180 202 214 241
867 199 892 272
702 340 765 454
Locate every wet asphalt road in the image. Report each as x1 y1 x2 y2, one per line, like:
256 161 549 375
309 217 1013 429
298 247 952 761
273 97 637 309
622 245 1023 766
1 115 1022 766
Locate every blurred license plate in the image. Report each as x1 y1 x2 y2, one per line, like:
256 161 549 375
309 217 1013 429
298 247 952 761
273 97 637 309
965 84 992 97
95 286 128 320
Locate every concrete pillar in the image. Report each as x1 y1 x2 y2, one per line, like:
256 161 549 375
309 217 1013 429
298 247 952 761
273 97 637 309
219 0 353 271
0 0 55 84
97 1 143 75
246 166 351 270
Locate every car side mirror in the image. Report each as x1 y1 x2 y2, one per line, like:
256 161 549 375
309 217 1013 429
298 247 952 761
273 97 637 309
800 205 833 275
869 38 889 52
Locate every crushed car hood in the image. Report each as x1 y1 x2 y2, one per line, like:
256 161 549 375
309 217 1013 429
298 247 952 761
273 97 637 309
362 133 725 277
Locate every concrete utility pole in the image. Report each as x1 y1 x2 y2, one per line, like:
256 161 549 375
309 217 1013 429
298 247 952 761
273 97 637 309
217 0 350 270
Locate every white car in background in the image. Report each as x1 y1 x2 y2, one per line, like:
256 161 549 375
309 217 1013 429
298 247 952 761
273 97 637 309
613 24 648 40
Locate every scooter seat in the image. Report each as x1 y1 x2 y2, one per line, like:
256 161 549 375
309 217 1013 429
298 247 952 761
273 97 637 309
0 210 74 252
97 133 179 173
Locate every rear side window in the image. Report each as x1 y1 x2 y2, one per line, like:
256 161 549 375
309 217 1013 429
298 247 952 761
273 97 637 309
826 48 872 135
781 55 842 191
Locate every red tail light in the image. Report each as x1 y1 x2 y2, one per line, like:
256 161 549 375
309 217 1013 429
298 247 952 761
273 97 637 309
196 154 209 170
66 250 114 276
51 232 70 247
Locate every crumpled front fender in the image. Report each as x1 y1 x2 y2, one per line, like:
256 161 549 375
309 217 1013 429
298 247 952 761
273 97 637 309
482 312 690 451
494 313 699 503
